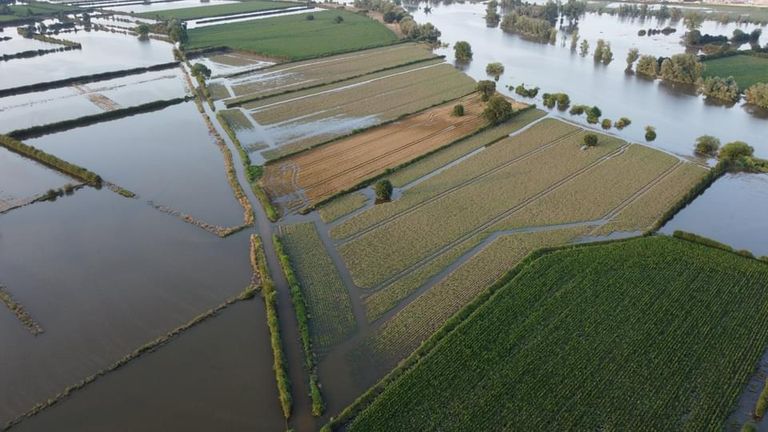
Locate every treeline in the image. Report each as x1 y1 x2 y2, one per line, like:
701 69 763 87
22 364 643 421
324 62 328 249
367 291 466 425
0 135 102 185
272 234 326 416
353 0 441 43
8 97 188 140
0 61 180 98
1 44 80 61
501 13 556 43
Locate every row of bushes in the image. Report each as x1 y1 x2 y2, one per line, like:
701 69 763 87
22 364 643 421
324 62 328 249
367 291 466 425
272 234 326 416
1 44 80 61
0 61 180 98
0 135 102 185
0 285 44 336
9 97 188 140
216 112 279 222
673 230 766 261
31 33 81 47
250 235 292 419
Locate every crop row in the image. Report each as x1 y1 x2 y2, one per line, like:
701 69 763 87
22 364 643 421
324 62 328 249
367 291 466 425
230 43 435 100
278 223 356 352
347 236 768 431
339 128 614 289
331 118 579 240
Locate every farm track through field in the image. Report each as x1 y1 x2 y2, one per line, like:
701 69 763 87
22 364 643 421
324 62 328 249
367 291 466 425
335 127 583 244
364 142 630 292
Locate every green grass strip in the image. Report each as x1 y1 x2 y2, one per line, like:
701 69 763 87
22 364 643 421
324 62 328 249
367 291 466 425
0 134 102 185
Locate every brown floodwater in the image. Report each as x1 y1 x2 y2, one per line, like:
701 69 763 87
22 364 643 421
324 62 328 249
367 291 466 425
9 300 286 432
26 101 245 227
0 188 262 426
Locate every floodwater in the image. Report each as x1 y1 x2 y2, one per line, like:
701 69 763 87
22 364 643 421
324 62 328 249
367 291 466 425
106 0 238 14
411 2 767 158
0 68 189 132
661 173 768 256
0 33 60 56
10 300 286 432
186 7 321 29
0 29 174 91
0 146 74 212
26 101 245 227
0 188 257 426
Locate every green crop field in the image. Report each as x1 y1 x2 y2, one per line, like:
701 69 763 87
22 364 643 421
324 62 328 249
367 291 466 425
349 236 768 431
186 10 398 61
138 0 294 21
279 223 355 351
703 54 768 90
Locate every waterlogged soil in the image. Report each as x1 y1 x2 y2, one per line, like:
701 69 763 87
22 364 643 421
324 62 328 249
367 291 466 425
10 300 286 432
0 188 254 426
661 173 768 257
412 3 768 158
0 146 74 213
195 51 274 77
0 68 189 132
0 29 174 91
26 101 245 227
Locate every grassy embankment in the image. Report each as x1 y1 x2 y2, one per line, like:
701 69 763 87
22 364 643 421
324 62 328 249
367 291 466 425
249 234 292 419
344 236 768 431
186 10 398 61
0 135 101 186
273 232 326 416
0 285 44 335
139 0 295 21
703 54 768 91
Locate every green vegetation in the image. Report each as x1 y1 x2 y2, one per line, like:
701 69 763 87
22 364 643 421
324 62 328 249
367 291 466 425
702 54 768 91
660 53 703 85
485 62 504 81
0 285 44 335
746 82 768 108
139 0 294 21
273 232 327 416
601 118 612 129
475 80 495 101
348 236 768 431
186 10 398 61
700 75 740 103
757 378 768 419
451 104 464 117
645 125 657 142
453 41 472 63
614 117 631 129
249 235 291 419
318 192 368 223
513 83 539 98
0 135 101 186
583 133 598 147
500 12 556 43
374 179 393 202
482 94 513 125
541 92 570 110
695 135 721 157
636 54 659 78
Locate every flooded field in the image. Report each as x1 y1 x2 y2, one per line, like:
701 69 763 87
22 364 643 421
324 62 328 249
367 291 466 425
1 30 174 90
0 188 253 426
9 300 286 432
411 2 767 158
0 33 60 56
0 146 75 213
25 101 245 227
106 0 239 15
0 67 189 132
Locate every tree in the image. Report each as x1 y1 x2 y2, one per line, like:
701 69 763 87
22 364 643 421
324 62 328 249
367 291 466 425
699 76 740 103
601 118 612 129
719 141 754 161
485 0 500 27
477 80 496 101
191 63 212 80
579 39 589 57
683 11 704 32
614 117 631 129
600 43 613 65
136 23 150 41
583 133 598 147
305 13 314 20
645 126 657 142
333 15 344 23
593 39 605 62
374 179 393 202
694 135 720 157
485 62 504 81
745 83 768 108
625 48 639 72
452 104 465 117
483 94 514 125
454 41 473 63
586 105 601 123
636 55 658 77
167 19 188 44
570 30 579 52
659 53 702 85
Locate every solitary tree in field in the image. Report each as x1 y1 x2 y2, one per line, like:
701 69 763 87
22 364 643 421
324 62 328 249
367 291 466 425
483 94 514 125
374 179 393 202
454 41 473 63
476 80 496 101
452 104 465 116
583 133 598 147
645 126 657 142
137 23 150 41
485 62 505 81
694 135 720 157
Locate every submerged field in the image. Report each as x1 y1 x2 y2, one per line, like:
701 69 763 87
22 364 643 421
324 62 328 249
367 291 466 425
348 236 768 431
138 0 295 20
186 10 398 61
702 54 768 91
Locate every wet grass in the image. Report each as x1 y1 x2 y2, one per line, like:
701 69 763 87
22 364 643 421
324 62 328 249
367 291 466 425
186 10 398 61
347 236 768 431
703 54 768 91
138 0 295 21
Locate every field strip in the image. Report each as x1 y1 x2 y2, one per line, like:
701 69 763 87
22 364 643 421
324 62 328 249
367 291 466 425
0 284 44 336
365 143 630 291
334 128 582 244
298 115 485 198
247 63 444 113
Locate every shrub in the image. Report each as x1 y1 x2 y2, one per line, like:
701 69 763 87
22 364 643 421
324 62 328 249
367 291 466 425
583 133 598 147
305 14 314 20
483 94 514 125
374 179 393 202
190 63 211 80
699 76 740 103
636 55 659 77
333 15 344 23
601 118 612 129
454 41 473 63
586 105 601 124
485 62 504 81
645 126 657 141
719 141 754 161
452 104 465 117
569 104 588 115
741 422 757 432
756 378 768 419
514 84 539 98
476 80 496 101
614 117 631 129
745 83 768 108
694 135 720 157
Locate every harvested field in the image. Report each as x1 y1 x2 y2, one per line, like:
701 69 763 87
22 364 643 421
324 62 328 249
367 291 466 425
279 223 356 352
348 237 768 431
227 43 437 101
242 61 476 161
262 94 489 211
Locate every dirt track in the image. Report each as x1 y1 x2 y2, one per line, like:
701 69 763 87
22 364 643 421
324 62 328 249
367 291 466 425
262 94 490 210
